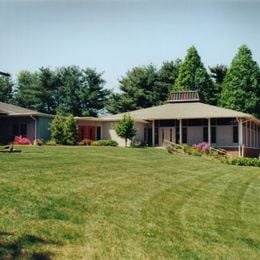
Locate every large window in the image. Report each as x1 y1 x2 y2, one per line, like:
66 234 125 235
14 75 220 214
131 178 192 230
233 126 238 143
13 124 27 137
96 126 101 140
203 127 216 143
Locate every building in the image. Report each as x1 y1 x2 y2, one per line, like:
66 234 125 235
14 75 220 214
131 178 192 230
0 102 53 144
76 91 260 157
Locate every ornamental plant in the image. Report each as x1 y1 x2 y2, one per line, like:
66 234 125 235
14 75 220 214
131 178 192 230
115 114 136 147
13 136 32 145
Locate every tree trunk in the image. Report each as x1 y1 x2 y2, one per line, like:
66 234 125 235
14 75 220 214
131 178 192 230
125 138 127 147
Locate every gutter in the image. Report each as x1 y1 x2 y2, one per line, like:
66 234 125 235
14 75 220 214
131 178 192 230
30 115 38 144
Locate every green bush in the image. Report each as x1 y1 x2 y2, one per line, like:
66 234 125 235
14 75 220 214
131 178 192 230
231 157 260 167
91 140 118 147
130 140 147 148
46 139 57 146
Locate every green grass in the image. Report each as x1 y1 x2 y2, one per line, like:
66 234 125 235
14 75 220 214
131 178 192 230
0 146 259 259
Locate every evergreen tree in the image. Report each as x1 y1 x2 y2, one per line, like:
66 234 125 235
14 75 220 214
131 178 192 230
115 114 136 147
38 67 59 114
57 66 82 116
50 113 65 144
209 64 228 105
79 68 110 116
220 45 260 117
173 46 213 103
0 76 13 103
106 61 181 114
14 70 42 110
64 114 78 145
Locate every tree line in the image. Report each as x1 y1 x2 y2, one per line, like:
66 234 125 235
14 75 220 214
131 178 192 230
1 45 259 117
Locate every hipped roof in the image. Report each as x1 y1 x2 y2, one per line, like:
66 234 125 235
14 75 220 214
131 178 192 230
0 102 53 118
102 102 256 121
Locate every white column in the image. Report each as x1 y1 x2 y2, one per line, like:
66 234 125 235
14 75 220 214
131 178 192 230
208 118 211 146
249 121 252 147
152 120 155 146
179 119 182 144
239 119 243 145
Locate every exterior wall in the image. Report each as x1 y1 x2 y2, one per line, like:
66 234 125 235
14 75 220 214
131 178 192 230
76 120 103 141
187 126 203 145
0 116 35 144
216 125 235 147
37 117 52 141
102 121 146 147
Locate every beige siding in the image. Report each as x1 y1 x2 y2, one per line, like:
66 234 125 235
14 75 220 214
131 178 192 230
216 125 234 146
102 121 146 147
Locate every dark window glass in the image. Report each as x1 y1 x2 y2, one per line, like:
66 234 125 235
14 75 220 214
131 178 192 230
188 119 202 126
211 127 216 143
182 128 187 143
202 119 208 126
210 118 217 125
233 126 238 143
159 120 176 127
155 120 159 127
203 127 208 142
170 128 172 142
176 127 180 144
13 124 19 136
217 118 237 125
20 124 27 136
96 126 101 140
148 128 152 146
155 128 159 145
182 120 188 126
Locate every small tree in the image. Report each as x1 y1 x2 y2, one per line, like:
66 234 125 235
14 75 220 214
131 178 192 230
64 114 78 145
50 113 65 144
115 114 136 147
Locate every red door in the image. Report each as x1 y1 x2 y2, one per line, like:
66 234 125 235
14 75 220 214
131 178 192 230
78 126 95 141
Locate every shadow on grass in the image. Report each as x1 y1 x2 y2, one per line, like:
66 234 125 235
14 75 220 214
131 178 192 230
0 232 61 259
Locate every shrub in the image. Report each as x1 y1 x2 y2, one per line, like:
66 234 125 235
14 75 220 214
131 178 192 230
130 140 147 148
45 139 57 146
64 114 77 145
195 142 210 152
91 140 118 147
34 139 44 146
50 113 65 144
13 136 32 145
78 139 92 146
231 157 260 167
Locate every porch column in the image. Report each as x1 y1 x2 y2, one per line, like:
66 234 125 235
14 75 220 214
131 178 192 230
179 119 182 144
238 119 243 157
152 120 155 146
208 118 211 146
249 121 252 147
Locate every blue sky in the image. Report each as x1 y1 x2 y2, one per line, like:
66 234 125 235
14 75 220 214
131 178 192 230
1 0 260 90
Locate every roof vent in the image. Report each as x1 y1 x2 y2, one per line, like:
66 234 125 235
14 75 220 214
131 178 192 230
167 90 200 103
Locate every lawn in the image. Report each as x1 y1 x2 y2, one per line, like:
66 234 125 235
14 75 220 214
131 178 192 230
0 146 259 259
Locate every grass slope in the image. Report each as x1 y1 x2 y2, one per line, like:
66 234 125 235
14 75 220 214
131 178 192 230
0 146 259 259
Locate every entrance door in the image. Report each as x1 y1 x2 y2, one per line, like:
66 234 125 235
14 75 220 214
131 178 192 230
78 126 96 141
159 127 175 146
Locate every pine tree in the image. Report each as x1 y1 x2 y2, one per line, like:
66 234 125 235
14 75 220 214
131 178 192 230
173 46 213 103
0 76 13 103
219 45 260 117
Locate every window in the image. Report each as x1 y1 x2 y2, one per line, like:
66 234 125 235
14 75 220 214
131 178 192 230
170 128 172 142
159 120 176 127
203 127 208 142
20 124 27 136
13 124 27 137
176 127 180 144
96 126 101 140
155 127 159 145
182 128 187 143
233 126 238 143
211 127 216 143
217 118 237 125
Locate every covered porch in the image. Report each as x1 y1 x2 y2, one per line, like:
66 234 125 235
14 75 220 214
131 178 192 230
146 117 260 157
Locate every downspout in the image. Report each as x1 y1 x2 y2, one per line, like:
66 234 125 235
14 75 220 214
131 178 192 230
30 115 37 145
